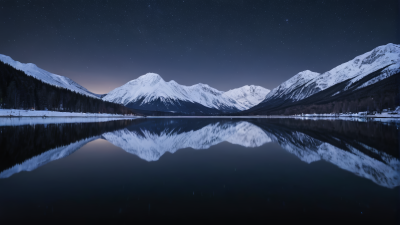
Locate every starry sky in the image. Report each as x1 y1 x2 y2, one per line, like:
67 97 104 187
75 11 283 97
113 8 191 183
0 0 398 94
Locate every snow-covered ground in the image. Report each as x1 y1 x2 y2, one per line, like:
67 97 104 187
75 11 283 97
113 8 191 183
294 113 400 118
293 111 400 119
291 106 400 118
0 109 140 126
0 117 139 127
0 109 139 117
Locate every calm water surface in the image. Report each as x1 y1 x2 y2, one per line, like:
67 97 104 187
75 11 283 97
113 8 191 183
0 118 399 222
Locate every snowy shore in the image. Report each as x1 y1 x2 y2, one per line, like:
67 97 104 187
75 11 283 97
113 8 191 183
291 113 400 118
1 108 399 120
0 117 141 127
0 109 139 118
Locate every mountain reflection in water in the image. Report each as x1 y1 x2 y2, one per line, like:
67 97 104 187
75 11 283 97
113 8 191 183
0 118 399 189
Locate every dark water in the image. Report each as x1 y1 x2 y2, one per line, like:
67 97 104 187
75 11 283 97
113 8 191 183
0 118 399 223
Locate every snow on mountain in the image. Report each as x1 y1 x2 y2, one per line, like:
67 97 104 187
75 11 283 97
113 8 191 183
261 43 400 104
103 73 269 111
355 59 400 91
0 54 100 99
102 121 272 161
223 85 270 109
261 70 320 103
320 43 400 92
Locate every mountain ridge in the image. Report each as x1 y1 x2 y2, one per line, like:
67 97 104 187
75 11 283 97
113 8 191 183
103 73 270 114
244 43 400 115
0 54 101 99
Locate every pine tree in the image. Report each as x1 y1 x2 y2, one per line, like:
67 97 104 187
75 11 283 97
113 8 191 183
7 81 17 109
0 87 2 108
38 86 47 110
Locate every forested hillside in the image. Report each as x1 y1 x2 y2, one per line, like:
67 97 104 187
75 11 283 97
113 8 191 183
0 61 132 114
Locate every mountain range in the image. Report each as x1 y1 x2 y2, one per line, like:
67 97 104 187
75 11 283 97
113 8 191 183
244 43 400 115
0 55 270 115
1 43 399 115
103 73 270 114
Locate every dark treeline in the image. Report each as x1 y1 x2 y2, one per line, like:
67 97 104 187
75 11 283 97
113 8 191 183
0 61 133 114
0 119 144 173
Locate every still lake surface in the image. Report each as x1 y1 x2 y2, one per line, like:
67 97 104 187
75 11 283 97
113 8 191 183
0 118 399 222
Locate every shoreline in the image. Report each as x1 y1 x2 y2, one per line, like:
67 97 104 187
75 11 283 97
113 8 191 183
0 115 399 119
144 115 400 118
0 109 399 119
0 109 138 118
0 116 138 118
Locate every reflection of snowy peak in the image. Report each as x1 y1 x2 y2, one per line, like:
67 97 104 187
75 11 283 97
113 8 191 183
0 54 100 98
257 43 400 108
1 118 398 189
102 119 400 188
103 73 269 113
102 121 272 161
265 129 400 188
0 136 99 178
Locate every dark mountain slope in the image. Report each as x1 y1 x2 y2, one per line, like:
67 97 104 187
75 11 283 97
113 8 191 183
0 61 133 114
126 96 224 115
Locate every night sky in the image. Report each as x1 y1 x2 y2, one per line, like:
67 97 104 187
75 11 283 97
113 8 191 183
0 0 398 94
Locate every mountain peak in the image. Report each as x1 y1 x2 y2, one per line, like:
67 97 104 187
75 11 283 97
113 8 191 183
0 54 13 62
375 43 399 53
299 69 317 74
193 83 211 88
137 73 163 83
0 54 39 69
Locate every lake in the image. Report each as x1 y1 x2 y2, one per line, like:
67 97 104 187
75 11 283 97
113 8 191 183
0 118 399 223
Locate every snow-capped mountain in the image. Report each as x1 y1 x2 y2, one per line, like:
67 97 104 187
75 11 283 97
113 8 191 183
263 43 400 103
102 73 269 114
260 70 320 103
223 85 270 109
247 43 400 114
0 54 100 99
